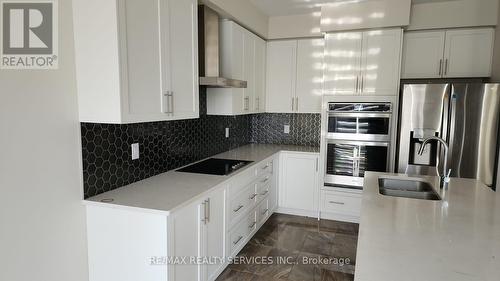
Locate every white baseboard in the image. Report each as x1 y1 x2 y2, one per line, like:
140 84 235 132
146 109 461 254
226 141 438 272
276 207 319 219
319 211 360 223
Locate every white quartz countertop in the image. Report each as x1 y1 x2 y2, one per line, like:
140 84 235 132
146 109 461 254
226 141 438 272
84 144 318 214
355 172 500 281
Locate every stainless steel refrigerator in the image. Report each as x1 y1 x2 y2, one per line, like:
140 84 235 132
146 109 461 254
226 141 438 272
397 83 500 188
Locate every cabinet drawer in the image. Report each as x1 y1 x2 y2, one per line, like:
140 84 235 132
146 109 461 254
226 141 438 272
257 198 270 226
256 159 273 176
229 183 256 226
228 210 255 256
322 191 361 216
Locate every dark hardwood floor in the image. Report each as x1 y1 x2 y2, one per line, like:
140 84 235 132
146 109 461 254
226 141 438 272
216 213 359 281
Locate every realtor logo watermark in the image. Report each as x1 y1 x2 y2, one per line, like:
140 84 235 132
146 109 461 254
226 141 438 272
1 0 58 69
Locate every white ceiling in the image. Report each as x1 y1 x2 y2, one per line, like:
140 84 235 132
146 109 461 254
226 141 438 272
249 0 458 17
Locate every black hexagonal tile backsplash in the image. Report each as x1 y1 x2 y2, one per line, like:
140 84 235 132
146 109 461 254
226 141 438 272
82 89 320 198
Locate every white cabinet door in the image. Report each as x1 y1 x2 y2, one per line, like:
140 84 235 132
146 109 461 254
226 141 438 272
443 28 494 78
204 188 226 281
266 40 297 113
168 0 199 119
243 32 255 113
254 37 266 113
361 28 402 96
280 152 319 212
401 30 445 79
121 0 163 118
323 32 362 95
296 39 324 113
170 199 203 281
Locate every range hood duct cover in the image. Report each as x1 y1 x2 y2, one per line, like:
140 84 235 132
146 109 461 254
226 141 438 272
198 5 247 88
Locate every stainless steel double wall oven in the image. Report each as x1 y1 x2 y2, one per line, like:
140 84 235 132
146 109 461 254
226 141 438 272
325 103 393 188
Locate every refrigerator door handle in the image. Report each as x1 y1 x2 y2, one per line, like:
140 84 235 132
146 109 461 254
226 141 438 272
448 88 458 177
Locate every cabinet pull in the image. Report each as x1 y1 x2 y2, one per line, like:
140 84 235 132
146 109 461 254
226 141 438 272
438 59 443 76
291 97 295 111
233 236 243 245
261 164 269 170
248 221 256 229
233 205 244 212
315 158 318 172
444 59 449 75
201 201 207 223
262 209 269 215
329 201 345 205
260 190 269 196
355 76 359 93
205 198 210 223
360 76 364 93
261 177 269 183
295 97 299 111
250 193 257 200
256 97 260 111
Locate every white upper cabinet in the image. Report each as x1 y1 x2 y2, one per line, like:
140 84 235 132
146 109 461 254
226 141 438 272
324 32 363 95
266 38 324 113
207 21 265 115
266 40 297 113
296 39 325 113
443 28 494 78
324 28 402 96
401 28 494 79
73 0 198 124
254 38 267 113
401 31 445 79
361 29 403 95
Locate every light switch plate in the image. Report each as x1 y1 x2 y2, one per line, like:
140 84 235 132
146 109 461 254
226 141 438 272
225 128 230 138
131 143 139 160
284 125 290 134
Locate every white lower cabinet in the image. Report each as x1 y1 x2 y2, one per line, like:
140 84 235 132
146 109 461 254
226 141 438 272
278 152 320 215
320 188 362 223
169 186 226 281
85 152 324 281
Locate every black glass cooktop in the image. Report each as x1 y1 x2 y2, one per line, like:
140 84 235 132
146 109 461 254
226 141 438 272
177 158 253 176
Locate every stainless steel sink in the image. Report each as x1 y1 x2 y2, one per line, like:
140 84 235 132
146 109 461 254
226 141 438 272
378 177 441 201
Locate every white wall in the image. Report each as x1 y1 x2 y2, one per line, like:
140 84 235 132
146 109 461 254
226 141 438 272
408 0 499 31
0 1 89 281
202 0 269 38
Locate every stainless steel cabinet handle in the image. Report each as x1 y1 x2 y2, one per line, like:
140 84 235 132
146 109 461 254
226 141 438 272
262 209 269 215
355 76 359 93
250 193 257 200
295 97 299 111
261 177 269 183
205 198 210 223
315 158 318 172
233 205 244 212
329 201 345 205
233 236 243 245
360 76 364 93
169 91 174 114
248 221 256 229
291 97 295 111
444 59 449 75
260 190 269 196
438 59 443 76
201 201 207 223
256 97 260 111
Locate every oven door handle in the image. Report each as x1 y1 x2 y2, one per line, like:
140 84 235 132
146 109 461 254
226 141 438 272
328 112 392 118
327 139 390 147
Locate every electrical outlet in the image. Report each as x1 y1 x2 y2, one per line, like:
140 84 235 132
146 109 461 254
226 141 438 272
284 125 290 134
131 143 139 160
225 127 230 138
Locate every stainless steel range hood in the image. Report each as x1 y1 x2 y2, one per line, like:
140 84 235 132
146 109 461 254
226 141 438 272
198 5 247 88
